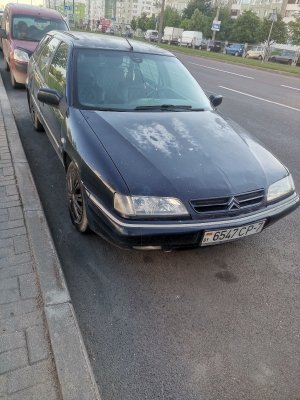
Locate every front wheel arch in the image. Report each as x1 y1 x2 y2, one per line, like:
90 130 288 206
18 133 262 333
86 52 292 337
66 161 90 233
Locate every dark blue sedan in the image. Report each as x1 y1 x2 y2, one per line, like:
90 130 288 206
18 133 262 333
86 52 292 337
25 32 299 250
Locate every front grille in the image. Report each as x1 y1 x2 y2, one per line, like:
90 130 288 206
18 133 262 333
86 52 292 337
190 189 265 214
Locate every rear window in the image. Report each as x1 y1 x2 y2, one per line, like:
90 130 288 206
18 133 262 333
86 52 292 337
12 15 68 42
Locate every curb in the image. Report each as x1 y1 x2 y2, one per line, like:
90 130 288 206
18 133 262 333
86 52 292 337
0 75 101 399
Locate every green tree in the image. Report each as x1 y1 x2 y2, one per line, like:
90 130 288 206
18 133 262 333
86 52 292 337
145 14 156 30
188 9 209 33
137 12 148 32
231 10 261 43
182 0 211 19
130 18 137 31
163 6 182 28
288 13 300 45
256 13 288 43
180 18 192 30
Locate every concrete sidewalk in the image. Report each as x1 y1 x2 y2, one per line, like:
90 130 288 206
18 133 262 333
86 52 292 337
0 76 101 399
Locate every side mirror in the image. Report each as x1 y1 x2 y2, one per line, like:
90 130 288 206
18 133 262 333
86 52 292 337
209 94 222 108
0 28 7 39
37 88 62 108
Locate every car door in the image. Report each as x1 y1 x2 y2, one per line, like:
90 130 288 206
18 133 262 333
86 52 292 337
41 41 70 161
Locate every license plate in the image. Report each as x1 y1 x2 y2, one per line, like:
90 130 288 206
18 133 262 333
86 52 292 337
201 220 266 246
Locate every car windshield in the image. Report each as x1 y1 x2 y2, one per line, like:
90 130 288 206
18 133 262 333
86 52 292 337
12 15 68 42
74 49 212 111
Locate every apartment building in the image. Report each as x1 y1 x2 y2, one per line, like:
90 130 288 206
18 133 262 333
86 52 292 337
218 0 299 22
165 0 189 13
242 0 299 23
115 0 160 25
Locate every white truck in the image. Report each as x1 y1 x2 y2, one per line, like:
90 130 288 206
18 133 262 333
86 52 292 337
179 31 203 49
162 27 184 45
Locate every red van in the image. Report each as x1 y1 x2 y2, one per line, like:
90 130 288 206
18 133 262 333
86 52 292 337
0 4 68 88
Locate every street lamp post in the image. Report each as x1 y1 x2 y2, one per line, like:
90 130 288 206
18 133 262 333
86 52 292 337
263 8 277 62
212 0 221 41
157 0 165 43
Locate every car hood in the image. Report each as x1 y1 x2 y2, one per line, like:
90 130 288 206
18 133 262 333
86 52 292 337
11 38 38 55
81 110 287 202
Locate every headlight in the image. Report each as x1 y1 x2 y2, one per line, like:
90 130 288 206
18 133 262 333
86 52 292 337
114 194 189 216
267 175 295 202
14 49 29 63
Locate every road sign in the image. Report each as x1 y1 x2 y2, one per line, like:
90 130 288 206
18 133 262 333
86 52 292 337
211 21 221 31
111 18 116 21
269 8 277 22
64 5 72 10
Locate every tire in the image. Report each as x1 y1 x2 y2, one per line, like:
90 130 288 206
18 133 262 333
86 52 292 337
287 59 292 66
245 54 249 58
4 57 9 71
235 51 239 57
66 161 90 233
270 57 276 63
258 55 262 61
10 67 22 88
30 97 44 131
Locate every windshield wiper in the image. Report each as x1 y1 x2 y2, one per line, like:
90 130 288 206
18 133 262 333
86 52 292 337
134 104 204 111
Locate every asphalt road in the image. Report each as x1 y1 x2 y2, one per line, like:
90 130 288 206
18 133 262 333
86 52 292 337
1 51 300 400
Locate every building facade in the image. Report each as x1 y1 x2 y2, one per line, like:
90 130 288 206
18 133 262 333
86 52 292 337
214 0 300 22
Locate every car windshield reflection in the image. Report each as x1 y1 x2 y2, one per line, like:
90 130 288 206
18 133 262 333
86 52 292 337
74 49 212 111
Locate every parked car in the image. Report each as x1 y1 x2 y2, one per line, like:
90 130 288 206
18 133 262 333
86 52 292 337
26 31 299 250
121 30 132 38
199 40 222 52
179 31 202 48
105 27 114 35
245 46 264 60
0 3 68 88
269 51 300 66
144 29 157 41
225 43 245 56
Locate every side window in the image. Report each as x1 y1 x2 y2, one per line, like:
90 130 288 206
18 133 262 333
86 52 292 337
47 42 69 94
37 37 60 80
33 35 51 62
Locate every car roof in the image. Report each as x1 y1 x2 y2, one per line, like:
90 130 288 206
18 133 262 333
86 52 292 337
5 3 65 19
50 31 174 55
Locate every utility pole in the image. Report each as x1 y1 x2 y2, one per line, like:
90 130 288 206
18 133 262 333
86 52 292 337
263 8 277 62
157 0 165 43
212 0 221 41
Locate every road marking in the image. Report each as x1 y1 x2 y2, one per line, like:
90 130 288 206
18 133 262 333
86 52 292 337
219 86 300 112
188 62 254 79
281 85 300 91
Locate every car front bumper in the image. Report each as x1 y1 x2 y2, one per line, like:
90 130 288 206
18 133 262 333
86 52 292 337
85 190 299 250
11 59 28 84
